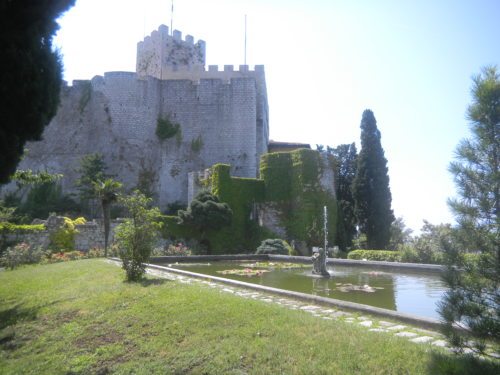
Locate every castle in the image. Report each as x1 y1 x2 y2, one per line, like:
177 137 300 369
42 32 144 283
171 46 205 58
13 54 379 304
8 26 339 253
14 25 269 209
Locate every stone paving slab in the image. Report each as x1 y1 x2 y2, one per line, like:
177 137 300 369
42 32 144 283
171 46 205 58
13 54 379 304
410 336 435 344
387 325 407 331
369 328 389 333
395 331 418 338
378 321 394 327
432 340 448 347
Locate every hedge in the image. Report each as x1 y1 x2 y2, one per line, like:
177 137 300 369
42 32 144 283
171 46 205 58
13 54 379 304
347 250 402 262
0 223 46 234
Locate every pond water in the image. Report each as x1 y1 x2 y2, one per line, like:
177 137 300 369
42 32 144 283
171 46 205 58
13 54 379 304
160 261 447 320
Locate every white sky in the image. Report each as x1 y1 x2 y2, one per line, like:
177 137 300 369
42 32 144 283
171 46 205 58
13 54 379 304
54 0 500 232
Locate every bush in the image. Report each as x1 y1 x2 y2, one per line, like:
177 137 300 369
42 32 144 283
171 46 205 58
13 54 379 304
49 217 86 251
0 222 46 233
256 239 293 255
156 117 180 140
17 181 81 221
87 247 105 258
115 191 163 281
1 242 46 269
347 249 401 262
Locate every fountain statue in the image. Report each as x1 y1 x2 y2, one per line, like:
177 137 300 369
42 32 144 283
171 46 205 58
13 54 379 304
311 206 330 278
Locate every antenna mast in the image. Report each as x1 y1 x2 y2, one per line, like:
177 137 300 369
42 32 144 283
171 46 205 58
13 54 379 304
244 14 247 65
170 0 174 35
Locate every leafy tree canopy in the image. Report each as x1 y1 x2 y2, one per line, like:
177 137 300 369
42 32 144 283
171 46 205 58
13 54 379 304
116 191 163 281
75 153 109 201
177 191 232 232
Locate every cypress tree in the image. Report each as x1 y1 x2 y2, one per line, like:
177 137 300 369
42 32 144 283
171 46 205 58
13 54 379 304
0 0 75 183
353 109 394 249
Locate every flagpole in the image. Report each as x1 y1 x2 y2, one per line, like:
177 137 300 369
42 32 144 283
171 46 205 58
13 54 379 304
170 0 174 35
244 14 247 65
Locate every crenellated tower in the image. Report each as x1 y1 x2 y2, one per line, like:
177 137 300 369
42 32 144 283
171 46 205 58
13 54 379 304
136 25 206 79
7 25 269 212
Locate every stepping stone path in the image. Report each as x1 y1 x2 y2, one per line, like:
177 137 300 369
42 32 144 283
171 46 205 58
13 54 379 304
410 336 434 344
107 260 497 358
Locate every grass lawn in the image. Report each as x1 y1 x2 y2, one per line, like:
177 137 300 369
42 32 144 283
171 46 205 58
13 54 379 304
0 259 497 374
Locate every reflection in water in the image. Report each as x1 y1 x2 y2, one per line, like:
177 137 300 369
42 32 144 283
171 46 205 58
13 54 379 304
162 262 446 319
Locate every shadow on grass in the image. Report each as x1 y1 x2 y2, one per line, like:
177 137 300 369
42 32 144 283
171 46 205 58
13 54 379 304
427 351 500 375
122 278 171 287
0 298 78 351
139 278 170 287
0 304 39 331
0 304 40 350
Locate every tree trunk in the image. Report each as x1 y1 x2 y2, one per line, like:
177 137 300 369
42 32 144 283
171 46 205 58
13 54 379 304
103 201 110 257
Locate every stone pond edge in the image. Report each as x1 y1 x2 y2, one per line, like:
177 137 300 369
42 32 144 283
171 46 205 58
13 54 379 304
109 256 448 331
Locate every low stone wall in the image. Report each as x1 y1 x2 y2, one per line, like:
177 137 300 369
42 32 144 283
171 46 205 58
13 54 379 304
6 216 124 251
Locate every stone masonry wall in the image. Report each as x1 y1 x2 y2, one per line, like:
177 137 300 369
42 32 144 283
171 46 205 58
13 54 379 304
5 218 122 251
1 26 268 213
136 25 206 79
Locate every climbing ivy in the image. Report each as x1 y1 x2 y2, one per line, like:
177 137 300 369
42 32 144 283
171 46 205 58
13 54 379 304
156 116 180 140
162 150 338 254
190 135 204 153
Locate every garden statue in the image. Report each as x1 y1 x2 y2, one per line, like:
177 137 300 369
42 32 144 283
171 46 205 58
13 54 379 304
312 247 330 277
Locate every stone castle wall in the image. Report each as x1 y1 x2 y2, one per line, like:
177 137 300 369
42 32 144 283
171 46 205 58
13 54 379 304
4 26 269 211
136 25 206 78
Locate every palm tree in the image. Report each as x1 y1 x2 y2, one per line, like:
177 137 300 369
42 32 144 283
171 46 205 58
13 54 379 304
93 179 122 256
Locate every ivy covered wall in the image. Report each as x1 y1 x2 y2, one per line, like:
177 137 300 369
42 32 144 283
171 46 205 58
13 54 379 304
163 149 337 254
261 149 337 252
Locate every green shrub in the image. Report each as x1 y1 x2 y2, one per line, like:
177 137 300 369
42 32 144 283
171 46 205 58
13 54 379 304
156 117 180 140
1 242 46 269
49 217 86 251
17 181 80 221
256 239 292 255
399 244 419 263
115 191 163 281
0 222 45 233
347 249 401 262
399 244 445 264
87 247 105 258
191 135 203 153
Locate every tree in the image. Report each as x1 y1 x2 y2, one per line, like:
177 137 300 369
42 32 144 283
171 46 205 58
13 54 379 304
75 153 109 217
388 217 413 250
177 191 232 254
439 66 500 356
330 143 358 250
0 0 76 184
115 191 163 281
17 180 79 221
352 110 394 249
93 178 122 257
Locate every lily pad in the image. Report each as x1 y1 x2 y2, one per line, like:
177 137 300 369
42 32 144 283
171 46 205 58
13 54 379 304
336 283 383 293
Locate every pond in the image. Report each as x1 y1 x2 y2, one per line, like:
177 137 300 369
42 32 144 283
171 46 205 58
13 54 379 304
161 261 447 320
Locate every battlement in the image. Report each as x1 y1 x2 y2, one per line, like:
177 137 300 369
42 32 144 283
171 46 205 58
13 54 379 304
138 25 205 49
136 25 206 79
135 64 265 84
